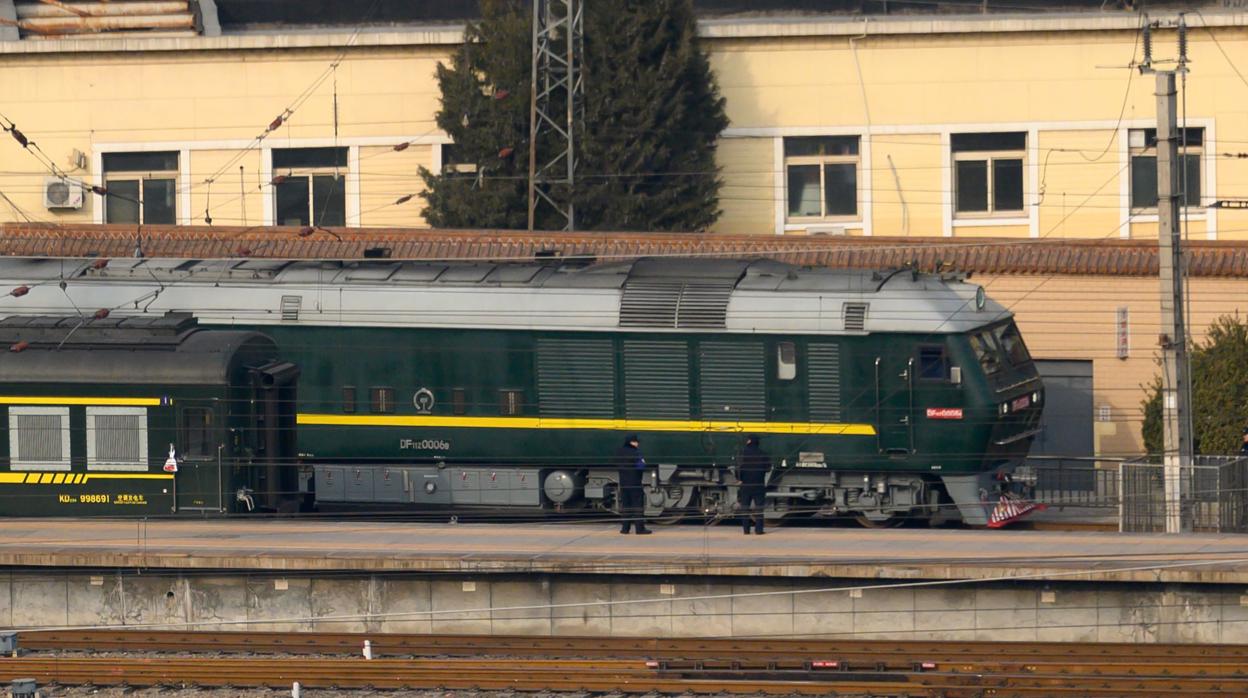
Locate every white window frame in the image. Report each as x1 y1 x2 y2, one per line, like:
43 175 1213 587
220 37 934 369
86 406 149 472
102 152 180 225
271 148 349 227
8 406 71 472
1128 127 1204 215
951 138 1026 220
783 136 862 223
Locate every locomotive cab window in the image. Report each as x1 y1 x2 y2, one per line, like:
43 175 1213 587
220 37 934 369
341 386 357 414
181 407 216 460
993 322 1032 366
776 342 797 381
969 332 1001 375
917 346 947 381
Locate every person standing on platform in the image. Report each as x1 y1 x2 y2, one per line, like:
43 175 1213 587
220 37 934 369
615 434 651 535
738 434 770 535
1240 427 1248 456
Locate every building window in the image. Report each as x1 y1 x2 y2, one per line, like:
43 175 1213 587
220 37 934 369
7 406 71 471
784 136 859 220
102 151 178 225
1129 128 1202 211
952 132 1025 217
87 406 148 471
441 144 477 176
273 147 347 227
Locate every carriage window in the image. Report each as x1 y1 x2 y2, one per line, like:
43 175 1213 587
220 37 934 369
370 387 396 414
499 389 523 416
181 407 214 459
452 388 467 415
8 406 70 471
969 332 1001 375
777 342 797 381
918 346 947 381
993 322 1032 366
342 386 357 414
87 406 148 471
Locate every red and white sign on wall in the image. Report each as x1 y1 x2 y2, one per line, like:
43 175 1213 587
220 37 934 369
926 407 963 420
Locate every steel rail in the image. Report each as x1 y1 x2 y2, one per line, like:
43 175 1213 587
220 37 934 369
0 656 1242 696
19 629 1248 661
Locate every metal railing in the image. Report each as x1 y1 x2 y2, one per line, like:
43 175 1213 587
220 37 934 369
1118 456 1248 533
1023 457 1120 508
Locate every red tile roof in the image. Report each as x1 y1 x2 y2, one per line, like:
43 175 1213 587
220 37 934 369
3 223 1247 277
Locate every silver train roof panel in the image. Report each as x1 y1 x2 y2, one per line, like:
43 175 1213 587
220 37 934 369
0 257 1012 335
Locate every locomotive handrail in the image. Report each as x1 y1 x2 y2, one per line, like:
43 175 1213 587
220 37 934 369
906 357 915 454
873 357 882 453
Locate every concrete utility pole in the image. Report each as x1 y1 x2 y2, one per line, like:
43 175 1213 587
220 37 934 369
1154 69 1193 534
527 0 583 232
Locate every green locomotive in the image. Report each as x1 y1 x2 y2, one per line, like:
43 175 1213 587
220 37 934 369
0 257 1042 526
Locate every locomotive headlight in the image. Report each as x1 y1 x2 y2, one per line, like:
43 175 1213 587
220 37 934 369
1032 391 1042 405
1000 402 1009 415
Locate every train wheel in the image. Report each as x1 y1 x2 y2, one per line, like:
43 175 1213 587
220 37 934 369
853 512 905 528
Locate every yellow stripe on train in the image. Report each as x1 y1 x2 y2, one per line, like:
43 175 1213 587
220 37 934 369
296 412 876 436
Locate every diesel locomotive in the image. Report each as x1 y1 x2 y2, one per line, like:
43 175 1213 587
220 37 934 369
0 256 1043 526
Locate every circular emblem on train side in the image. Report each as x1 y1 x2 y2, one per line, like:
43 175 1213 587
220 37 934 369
413 388 435 414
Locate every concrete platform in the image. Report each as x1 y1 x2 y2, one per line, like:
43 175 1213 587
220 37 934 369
2 518 1248 585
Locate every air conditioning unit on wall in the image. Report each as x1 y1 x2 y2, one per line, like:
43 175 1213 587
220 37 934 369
43 177 84 210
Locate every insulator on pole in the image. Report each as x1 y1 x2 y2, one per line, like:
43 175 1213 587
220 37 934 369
1142 23 1153 68
1178 19 1188 66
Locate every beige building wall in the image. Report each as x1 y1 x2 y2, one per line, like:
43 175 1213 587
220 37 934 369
0 13 1245 456
984 274 1248 456
0 14 1246 239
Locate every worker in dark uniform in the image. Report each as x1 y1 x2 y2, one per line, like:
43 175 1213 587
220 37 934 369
615 434 651 535
738 434 770 535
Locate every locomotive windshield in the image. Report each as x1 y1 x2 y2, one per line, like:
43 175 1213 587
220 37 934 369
968 320 1033 379
969 331 1001 375
993 322 1032 366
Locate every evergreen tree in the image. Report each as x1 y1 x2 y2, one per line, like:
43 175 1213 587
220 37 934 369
1141 314 1248 455
417 0 531 230
419 0 729 232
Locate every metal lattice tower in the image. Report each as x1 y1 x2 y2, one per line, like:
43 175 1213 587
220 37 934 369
527 0 584 231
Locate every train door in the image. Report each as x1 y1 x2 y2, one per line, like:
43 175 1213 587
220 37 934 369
875 352 914 455
246 361 301 512
175 400 224 512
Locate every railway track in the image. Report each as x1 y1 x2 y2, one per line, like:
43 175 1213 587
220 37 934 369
4 630 1246 696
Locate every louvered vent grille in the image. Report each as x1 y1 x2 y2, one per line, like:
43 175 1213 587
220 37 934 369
808 343 843 422
699 342 765 421
14 414 61 463
93 414 143 464
623 340 690 419
620 281 734 329
843 302 868 331
280 295 302 321
676 282 735 328
536 338 616 418
619 281 682 328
